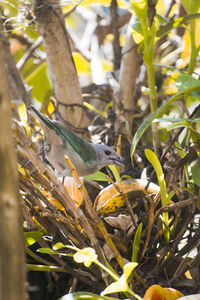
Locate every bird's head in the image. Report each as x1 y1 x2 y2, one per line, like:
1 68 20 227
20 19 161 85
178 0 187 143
93 143 124 169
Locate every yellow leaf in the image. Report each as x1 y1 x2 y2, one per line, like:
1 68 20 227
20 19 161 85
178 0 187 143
64 177 83 207
49 199 65 211
73 52 90 74
156 0 165 15
80 0 130 9
123 262 138 280
102 58 113 71
143 285 184 300
18 103 30 134
94 179 160 214
101 274 128 295
181 30 191 68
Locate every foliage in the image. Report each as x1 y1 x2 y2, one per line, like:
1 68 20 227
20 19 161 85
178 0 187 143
2 0 200 298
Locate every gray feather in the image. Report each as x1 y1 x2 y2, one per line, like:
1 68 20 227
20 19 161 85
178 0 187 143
28 105 124 176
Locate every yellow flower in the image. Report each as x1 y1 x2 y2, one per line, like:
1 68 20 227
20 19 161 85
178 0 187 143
73 247 98 268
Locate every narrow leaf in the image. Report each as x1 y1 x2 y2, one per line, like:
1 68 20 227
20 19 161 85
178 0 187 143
132 223 143 262
37 247 58 255
130 86 200 163
145 149 169 241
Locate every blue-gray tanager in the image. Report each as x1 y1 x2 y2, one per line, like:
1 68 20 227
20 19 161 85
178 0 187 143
28 105 124 177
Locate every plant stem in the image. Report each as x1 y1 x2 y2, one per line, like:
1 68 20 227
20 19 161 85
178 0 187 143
95 260 119 281
187 19 198 75
146 61 158 155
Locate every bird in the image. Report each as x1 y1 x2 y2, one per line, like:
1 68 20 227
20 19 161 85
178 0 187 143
27 105 124 177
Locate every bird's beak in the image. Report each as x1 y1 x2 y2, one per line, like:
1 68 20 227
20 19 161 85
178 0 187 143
113 157 124 167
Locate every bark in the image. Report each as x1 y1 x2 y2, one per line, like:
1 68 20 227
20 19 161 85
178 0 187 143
0 27 32 108
0 23 26 300
34 0 88 128
110 0 121 70
119 14 142 129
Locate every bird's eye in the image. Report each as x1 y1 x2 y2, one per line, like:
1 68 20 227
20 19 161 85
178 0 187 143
105 150 111 155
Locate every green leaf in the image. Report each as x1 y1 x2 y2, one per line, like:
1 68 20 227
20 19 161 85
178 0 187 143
0 0 18 16
154 117 200 123
145 149 169 241
27 264 67 273
145 149 168 206
84 171 109 181
132 223 143 262
190 129 200 145
108 165 121 182
191 164 200 188
156 13 200 38
175 141 186 158
130 85 200 163
52 242 67 250
24 232 43 247
24 61 52 103
180 0 200 14
175 74 200 100
166 121 193 131
166 190 175 205
131 0 147 23
37 247 58 255
131 21 144 44
83 101 107 118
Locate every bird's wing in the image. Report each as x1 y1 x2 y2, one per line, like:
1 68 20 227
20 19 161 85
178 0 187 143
28 105 97 164
53 122 97 164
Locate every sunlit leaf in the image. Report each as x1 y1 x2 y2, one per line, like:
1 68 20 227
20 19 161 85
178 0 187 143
27 264 66 272
143 285 184 300
145 149 169 240
53 242 67 251
108 165 121 182
95 179 160 215
84 171 109 181
123 262 138 280
25 61 52 102
180 0 200 14
131 21 144 44
64 177 83 207
83 101 107 117
175 74 200 100
156 13 200 38
131 0 147 23
102 58 113 71
18 102 27 123
18 102 30 134
130 86 200 163
24 231 43 247
37 247 58 254
79 0 130 9
73 52 90 74
143 284 184 300
156 0 165 16
101 274 128 295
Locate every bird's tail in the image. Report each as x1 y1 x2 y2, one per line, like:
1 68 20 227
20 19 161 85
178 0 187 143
27 105 55 130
